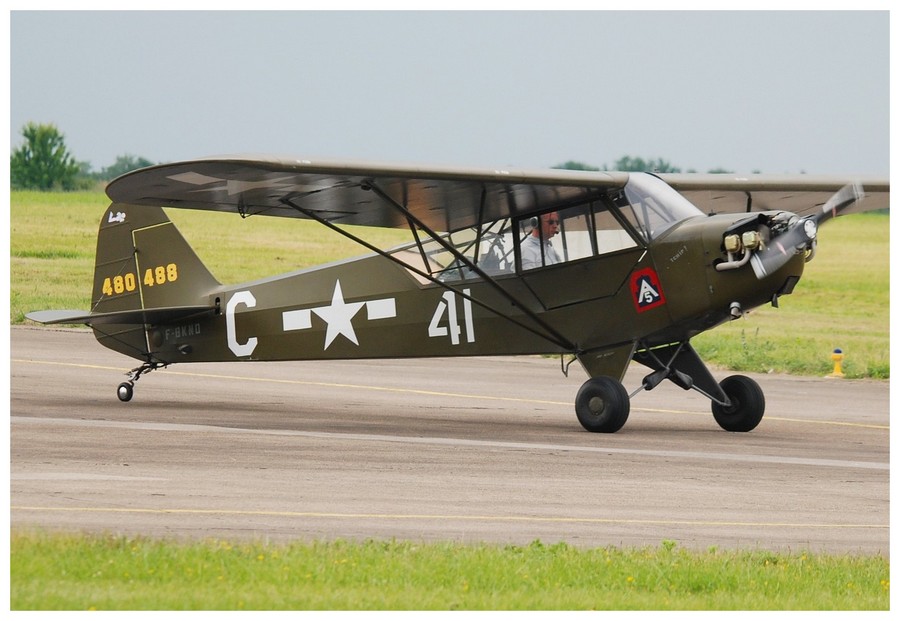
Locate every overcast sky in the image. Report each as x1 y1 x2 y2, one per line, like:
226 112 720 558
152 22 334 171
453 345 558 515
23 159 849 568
9 9 891 175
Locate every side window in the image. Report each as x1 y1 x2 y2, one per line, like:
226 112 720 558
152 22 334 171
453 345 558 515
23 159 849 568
592 204 640 254
518 201 639 271
472 218 517 275
390 218 517 284
438 219 516 281
557 209 595 263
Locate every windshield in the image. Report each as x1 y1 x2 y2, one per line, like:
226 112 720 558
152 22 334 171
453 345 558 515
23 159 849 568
613 173 704 241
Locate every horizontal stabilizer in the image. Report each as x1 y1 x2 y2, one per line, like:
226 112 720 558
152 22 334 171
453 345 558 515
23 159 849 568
26 305 215 326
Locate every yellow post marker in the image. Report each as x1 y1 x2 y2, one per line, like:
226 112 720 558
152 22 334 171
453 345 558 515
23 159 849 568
828 348 845 378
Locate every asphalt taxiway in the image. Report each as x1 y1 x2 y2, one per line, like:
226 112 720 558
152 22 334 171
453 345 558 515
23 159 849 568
10 326 890 554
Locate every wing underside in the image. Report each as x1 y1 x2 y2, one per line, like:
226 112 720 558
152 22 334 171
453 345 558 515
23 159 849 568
659 173 890 217
106 156 627 232
105 155 889 232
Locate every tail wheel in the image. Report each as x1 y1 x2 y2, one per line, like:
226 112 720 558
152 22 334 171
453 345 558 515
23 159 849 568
575 376 630 433
712 375 765 432
117 382 134 402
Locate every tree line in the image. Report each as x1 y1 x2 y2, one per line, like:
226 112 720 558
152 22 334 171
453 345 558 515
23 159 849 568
11 122 740 192
11 123 154 190
554 157 735 174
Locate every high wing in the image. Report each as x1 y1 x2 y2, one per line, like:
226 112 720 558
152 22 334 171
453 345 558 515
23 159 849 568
106 155 889 232
658 173 890 217
105 155 627 232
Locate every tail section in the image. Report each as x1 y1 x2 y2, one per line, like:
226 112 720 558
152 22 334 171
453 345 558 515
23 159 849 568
89 203 220 360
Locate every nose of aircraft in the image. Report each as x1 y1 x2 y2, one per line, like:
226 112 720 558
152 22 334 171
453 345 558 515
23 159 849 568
670 212 810 332
750 183 864 279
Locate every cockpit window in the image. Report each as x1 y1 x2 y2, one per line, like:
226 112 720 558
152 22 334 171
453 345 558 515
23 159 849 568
518 201 640 271
389 175 696 282
612 173 704 241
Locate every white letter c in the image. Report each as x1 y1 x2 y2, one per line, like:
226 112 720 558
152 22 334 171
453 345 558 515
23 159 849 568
226 290 258 357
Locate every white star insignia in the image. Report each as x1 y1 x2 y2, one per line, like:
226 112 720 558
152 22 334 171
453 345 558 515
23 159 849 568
281 280 397 349
312 280 365 349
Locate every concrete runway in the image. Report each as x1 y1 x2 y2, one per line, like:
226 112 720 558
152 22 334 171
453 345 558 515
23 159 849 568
10 326 889 554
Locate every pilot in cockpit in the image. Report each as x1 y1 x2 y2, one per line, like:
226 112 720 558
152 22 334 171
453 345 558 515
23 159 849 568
520 212 561 270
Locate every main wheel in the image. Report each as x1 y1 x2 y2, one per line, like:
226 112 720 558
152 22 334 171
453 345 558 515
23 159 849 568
117 382 134 402
575 376 630 433
711 375 765 432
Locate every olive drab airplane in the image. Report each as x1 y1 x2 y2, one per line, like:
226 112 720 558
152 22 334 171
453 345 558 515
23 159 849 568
27 156 890 433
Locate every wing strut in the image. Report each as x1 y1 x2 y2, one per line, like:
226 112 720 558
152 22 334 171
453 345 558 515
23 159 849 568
280 189 577 351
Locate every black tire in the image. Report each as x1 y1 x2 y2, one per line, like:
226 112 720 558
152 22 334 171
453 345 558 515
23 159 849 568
711 375 765 432
117 382 134 402
575 376 630 433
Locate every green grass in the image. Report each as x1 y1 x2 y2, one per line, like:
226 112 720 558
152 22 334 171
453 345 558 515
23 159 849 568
10 533 889 610
10 190 889 377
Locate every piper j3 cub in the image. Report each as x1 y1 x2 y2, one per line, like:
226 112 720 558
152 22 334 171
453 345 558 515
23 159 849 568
27 156 889 433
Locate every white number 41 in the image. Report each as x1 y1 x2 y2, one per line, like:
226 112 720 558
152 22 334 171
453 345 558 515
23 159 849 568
428 289 475 345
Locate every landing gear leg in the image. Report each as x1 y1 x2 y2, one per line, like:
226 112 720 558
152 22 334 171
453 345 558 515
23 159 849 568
117 361 166 402
632 341 766 432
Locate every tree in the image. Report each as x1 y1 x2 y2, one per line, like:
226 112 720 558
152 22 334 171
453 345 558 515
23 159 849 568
553 161 600 171
11 122 81 190
555 156 737 174
558 156 686 172
99 154 155 180
611 156 681 173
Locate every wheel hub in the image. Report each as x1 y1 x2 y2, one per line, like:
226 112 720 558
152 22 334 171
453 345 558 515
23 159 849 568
588 396 606 416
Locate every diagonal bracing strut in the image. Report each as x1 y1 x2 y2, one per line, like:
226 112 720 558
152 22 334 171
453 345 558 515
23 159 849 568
280 184 577 351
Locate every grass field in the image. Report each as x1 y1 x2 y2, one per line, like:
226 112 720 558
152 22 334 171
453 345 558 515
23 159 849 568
11 190 890 377
10 533 889 610
9 191 891 610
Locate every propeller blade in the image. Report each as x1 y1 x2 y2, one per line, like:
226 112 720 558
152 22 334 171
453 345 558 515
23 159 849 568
816 182 864 224
750 183 864 279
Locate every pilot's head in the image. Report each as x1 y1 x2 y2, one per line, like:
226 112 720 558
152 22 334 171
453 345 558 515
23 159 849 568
533 212 560 239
